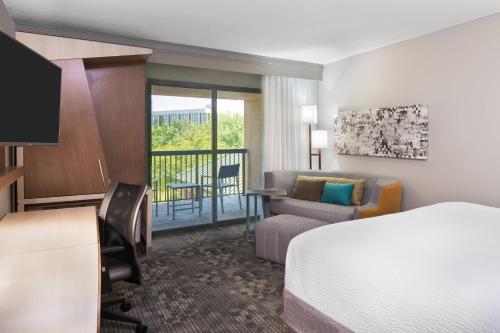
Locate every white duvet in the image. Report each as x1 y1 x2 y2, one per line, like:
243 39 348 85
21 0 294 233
285 202 500 333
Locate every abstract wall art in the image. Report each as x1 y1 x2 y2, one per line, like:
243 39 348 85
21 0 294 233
334 105 429 160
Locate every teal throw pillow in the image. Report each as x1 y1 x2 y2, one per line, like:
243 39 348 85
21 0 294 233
320 182 354 206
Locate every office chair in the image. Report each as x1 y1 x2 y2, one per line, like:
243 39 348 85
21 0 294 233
99 181 148 333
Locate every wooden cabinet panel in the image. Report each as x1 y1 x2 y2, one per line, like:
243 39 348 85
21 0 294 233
24 59 110 199
0 167 23 192
86 64 146 184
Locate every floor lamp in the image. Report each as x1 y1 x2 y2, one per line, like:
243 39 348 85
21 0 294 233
311 130 328 170
301 105 318 169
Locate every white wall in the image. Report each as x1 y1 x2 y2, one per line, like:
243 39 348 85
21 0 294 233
318 13 500 211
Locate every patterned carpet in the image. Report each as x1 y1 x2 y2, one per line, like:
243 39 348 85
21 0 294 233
101 224 294 333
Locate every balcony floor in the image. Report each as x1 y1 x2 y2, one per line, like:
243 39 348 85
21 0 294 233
152 195 263 231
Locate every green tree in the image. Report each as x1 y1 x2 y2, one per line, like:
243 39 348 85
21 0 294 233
217 114 244 149
151 115 244 201
151 114 244 151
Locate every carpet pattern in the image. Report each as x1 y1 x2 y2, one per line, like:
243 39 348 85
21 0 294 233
102 224 294 332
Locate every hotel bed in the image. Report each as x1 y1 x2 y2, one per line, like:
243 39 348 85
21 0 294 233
283 202 500 333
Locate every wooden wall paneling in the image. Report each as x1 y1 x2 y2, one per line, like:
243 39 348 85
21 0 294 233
23 59 110 199
0 167 24 192
86 63 146 184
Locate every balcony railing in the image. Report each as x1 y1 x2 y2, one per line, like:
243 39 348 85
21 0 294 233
151 149 247 203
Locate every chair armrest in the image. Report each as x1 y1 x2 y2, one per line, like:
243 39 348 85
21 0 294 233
353 181 403 219
101 245 125 255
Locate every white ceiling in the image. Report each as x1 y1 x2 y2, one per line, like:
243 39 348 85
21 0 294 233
5 0 500 64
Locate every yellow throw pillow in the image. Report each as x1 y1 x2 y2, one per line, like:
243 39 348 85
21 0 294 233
298 176 365 205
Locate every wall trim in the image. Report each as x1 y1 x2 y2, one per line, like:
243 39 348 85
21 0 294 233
21 193 105 205
14 20 323 80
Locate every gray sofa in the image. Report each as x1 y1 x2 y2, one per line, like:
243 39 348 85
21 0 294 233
264 170 402 224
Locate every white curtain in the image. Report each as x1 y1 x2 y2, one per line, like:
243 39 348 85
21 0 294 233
262 75 318 171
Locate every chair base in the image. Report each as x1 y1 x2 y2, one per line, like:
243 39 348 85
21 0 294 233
101 298 147 333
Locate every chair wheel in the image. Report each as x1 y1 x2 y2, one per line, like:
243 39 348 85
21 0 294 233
120 302 132 312
136 323 148 333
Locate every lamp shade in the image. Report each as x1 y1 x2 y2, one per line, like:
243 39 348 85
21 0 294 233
311 130 328 149
302 105 317 124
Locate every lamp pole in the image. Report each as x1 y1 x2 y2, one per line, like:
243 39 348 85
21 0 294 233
310 129 327 170
318 148 322 170
302 105 318 170
308 123 312 169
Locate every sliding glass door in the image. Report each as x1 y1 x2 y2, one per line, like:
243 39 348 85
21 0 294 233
149 85 212 231
216 90 262 223
148 80 261 232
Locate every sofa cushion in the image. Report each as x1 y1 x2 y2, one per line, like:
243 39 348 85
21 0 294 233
269 197 355 223
296 175 365 205
324 177 365 206
321 182 354 206
291 176 325 202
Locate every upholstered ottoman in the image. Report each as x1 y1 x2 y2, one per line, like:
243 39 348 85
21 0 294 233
255 214 328 264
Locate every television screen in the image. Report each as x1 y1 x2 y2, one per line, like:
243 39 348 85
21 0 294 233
0 30 61 145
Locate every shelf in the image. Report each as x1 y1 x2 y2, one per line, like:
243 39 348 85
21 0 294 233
0 166 24 191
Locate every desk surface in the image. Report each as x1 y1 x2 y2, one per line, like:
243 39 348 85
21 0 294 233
0 206 98 255
0 244 99 333
0 207 100 333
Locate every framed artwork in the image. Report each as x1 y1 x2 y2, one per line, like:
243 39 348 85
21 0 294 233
334 105 429 160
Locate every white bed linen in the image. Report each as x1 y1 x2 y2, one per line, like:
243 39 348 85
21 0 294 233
285 202 500 333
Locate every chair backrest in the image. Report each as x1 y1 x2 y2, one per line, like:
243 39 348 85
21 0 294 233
218 164 240 179
100 182 148 245
100 182 148 285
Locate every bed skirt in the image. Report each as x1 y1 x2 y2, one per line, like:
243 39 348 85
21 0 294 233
283 289 354 333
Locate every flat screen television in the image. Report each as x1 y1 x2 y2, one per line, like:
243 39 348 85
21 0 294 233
0 30 62 145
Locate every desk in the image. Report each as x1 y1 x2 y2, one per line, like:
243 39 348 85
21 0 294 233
0 207 98 255
0 207 100 333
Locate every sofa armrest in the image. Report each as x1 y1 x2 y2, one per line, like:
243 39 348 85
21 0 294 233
264 171 297 194
264 171 275 190
354 181 403 219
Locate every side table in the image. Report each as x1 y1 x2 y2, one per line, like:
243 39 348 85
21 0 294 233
245 188 286 241
167 183 202 220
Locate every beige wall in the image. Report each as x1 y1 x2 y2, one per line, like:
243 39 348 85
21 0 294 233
146 63 261 89
319 13 500 211
244 95 263 188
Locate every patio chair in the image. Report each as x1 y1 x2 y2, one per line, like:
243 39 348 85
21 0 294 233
202 164 242 213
